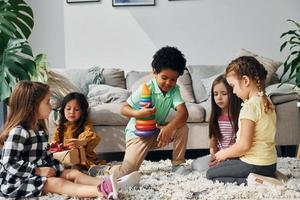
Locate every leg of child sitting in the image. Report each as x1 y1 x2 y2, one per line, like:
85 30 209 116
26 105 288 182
43 170 118 198
60 169 104 185
206 158 276 185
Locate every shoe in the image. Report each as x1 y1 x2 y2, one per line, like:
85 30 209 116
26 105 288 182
117 171 141 189
247 173 283 187
172 165 191 175
97 173 118 199
88 165 111 177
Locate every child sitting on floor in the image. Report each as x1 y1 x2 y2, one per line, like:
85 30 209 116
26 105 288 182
206 56 277 185
192 74 242 172
52 92 102 169
0 81 129 199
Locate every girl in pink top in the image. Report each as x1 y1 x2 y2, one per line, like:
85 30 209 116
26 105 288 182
192 75 242 172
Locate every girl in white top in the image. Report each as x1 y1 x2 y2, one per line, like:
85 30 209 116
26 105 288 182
206 56 277 185
192 75 242 172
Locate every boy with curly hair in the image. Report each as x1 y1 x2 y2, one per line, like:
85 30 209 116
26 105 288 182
90 46 190 177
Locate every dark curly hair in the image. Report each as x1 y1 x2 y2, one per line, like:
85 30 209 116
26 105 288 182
151 46 186 76
57 92 89 142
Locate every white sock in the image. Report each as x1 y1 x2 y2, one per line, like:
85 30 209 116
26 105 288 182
117 171 141 189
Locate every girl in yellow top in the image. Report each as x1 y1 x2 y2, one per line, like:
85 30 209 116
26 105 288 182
206 56 277 185
53 92 101 169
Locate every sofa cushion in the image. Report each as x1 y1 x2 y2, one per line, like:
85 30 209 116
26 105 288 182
87 84 131 107
236 49 282 86
165 103 205 123
187 65 226 103
89 103 129 126
199 97 211 122
90 102 205 125
126 70 196 103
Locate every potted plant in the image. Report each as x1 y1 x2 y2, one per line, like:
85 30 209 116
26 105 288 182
280 19 300 87
0 0 47 127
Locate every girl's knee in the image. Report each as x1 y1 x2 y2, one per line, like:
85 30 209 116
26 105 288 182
61 169 82 179
44 177 66 193
206 169 214 179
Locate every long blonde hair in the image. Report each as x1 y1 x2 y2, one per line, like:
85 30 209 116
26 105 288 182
226 56 274 113
0 81 50 145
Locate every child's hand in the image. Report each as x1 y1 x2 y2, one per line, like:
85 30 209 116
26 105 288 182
66 138 87 149
214 150 227 163
157 126 172 148
208 154 218 167
35 167 56 177
137 107 156 118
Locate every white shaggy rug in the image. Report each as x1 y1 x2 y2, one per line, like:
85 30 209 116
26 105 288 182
2 157 300 200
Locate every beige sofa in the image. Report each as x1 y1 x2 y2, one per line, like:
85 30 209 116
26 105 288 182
48 63 300 156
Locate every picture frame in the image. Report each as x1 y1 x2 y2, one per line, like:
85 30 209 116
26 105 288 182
67 0 100 3
112 0 155 7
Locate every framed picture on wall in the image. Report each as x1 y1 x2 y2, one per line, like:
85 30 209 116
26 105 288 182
112 0 155 7
67 0 100 3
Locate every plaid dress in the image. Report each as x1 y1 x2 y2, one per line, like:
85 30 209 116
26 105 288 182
0 125 64 198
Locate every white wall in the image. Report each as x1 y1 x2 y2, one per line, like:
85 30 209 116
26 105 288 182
30 0 300 72
27 0 65 68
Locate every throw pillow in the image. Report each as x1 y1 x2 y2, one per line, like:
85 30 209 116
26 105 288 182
187 65 226 103
236 49 282 86
127 70 196 103
102 68 126 89
52 67 104 95
47 70 81 109
201 73 223 100
87 84 131 107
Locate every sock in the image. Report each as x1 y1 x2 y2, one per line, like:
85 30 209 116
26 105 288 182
117 171 141 189
172 165 191 175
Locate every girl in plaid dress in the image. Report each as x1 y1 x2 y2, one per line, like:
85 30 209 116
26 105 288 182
0 81 120 199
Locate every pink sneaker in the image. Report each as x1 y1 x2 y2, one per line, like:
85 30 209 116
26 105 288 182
97 173 118 199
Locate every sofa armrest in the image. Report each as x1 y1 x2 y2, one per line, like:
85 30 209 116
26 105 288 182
266 83 300 105
267 84 300 145
271 93 300 105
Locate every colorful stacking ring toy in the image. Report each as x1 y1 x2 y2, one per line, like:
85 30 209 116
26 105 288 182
134 83 159 137
135 129 160 137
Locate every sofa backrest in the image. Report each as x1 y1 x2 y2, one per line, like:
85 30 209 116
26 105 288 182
52 67 126 95
126 69 196 103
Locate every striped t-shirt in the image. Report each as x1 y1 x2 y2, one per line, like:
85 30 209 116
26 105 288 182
217 115 235 150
